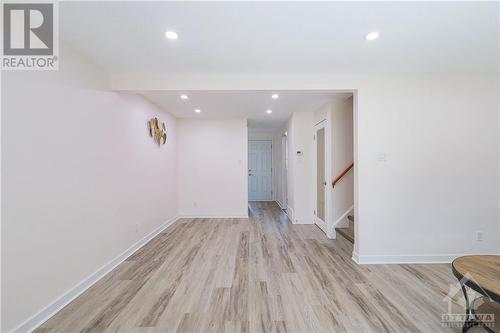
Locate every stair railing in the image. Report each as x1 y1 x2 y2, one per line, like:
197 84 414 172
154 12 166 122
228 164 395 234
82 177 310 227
332 163 354 188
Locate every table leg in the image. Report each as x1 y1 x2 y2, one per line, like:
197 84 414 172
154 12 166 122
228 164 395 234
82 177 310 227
461 284 478 333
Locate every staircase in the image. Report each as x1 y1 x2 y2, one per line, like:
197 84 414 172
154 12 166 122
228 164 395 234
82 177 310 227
331 163 355 243
335 215 354 243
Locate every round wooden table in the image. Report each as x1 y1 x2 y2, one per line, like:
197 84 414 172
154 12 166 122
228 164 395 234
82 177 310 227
452 255 500 333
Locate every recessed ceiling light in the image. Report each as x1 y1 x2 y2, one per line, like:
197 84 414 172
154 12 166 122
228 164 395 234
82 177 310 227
266 109 273 114
180 94 188 100
365 32 379 41
271 94 279 99
165 31 178 40
195 109 201 113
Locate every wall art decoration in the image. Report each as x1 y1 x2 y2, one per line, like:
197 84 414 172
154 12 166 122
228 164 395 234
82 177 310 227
148 117 167 146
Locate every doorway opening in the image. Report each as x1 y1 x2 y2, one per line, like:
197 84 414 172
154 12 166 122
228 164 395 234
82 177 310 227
310 94 355 248
245 90 357 258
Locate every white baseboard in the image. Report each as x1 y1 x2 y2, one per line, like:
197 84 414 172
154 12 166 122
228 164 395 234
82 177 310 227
355 254 467 264
13 215 180 333
276 200 285 209
178 214 248 219
291 217 314 225
326 229 336 239
334 205 354 228
352 250 360 264
287 206 294 222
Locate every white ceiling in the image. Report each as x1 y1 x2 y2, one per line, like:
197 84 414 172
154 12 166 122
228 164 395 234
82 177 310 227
60 1 499 74
138 91 351 129
60 1 497 129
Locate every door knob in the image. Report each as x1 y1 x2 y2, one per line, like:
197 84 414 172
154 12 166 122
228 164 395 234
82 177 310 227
323 181 327 186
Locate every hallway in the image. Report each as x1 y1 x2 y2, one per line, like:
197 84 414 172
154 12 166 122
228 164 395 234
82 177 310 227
34 202 462 332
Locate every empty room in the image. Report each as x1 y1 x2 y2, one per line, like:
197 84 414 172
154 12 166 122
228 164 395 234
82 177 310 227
1 1 500 333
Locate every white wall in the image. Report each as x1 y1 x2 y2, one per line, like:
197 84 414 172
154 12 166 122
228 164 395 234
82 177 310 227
114 73 500 261
355 75 499 261
286 112 315 224
1 45 178 331
177 119 248 217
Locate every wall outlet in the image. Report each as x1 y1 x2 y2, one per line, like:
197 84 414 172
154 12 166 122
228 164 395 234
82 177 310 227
194 201 198 208
475 230 484 242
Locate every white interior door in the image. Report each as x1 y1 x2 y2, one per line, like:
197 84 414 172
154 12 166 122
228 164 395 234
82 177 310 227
248 140 272 201
314 124 328 233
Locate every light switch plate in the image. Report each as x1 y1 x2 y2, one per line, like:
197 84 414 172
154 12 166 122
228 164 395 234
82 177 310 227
375 152 387 162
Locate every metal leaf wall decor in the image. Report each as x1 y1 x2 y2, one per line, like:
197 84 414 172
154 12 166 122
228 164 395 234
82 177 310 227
148 117 167 146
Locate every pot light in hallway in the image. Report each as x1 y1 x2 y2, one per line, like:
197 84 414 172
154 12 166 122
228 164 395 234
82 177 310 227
180 94 188 100
165 31 178 40
195 109 201 113
271 94 279 99
365 31 379 40
266 109 272 114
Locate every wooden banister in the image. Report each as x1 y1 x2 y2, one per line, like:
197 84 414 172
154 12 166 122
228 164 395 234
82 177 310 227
332 163 354 188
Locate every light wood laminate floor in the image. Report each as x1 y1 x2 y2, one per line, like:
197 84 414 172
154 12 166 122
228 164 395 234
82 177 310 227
36 202 471 333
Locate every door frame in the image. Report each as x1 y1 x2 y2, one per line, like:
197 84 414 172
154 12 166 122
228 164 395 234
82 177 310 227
313 119 333 238
281 133 288 210
248 139 273 201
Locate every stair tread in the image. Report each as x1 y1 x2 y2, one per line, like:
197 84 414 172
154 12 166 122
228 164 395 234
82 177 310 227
336 224 354 243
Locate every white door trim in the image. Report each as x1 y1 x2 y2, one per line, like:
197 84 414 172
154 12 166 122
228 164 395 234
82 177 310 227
313 118 333 238
281 133 288 210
